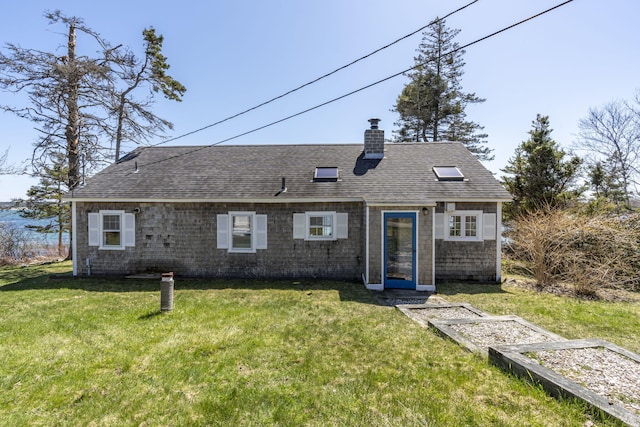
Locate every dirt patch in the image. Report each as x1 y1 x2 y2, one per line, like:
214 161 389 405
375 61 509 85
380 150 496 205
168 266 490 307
503 278 640 303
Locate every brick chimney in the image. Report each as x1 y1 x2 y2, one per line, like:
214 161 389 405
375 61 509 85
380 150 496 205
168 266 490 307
364 118 384 159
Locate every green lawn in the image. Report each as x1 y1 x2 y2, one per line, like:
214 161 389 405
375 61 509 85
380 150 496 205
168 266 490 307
0 262 634 426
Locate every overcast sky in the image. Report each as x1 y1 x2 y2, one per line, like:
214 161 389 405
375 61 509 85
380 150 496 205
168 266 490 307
1 0 639 201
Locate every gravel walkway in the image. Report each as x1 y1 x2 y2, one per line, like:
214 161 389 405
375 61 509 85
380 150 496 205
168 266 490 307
408 306 483 321
449 320 559 348
533 347 640 415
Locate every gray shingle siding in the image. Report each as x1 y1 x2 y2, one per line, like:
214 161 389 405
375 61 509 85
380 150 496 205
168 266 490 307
434 202 499 282
75 201 364 279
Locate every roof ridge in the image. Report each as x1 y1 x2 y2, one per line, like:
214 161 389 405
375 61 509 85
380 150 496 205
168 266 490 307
141 143 366 149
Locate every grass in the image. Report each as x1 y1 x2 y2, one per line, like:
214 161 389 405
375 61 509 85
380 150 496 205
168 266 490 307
0 262 633 426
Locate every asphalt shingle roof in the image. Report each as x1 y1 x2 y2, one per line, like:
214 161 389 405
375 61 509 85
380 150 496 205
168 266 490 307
66 142 512 203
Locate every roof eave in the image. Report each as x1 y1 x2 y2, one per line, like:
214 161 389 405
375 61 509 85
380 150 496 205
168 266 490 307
62 196 366 204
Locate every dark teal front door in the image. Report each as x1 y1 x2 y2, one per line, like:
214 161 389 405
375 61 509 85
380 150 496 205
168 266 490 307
384 212 416 289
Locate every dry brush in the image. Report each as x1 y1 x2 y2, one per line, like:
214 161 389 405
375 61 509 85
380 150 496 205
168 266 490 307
505 210 640 295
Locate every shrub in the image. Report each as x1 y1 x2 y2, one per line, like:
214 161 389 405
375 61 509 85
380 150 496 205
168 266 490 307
0 223 39 265
506 209 640 293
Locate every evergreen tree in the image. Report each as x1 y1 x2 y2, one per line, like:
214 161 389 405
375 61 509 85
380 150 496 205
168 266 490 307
586 160 627 212
0 11 186 187
393 18 492 161
501 115 582 218
1 12 186 259
19 152 70 256
111 27 187 161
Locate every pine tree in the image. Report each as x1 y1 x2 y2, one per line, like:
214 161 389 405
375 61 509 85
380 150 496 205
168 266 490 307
393 18 492 161
111 27 187 161
586 160 627 212
0 11 186 187
19 153 70 256
501 115 582 218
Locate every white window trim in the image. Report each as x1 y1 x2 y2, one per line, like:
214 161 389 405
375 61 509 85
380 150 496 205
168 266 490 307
305 211 337 240
444 210 483 241
228 211 256 253
99 210 126 250
293 212 348 240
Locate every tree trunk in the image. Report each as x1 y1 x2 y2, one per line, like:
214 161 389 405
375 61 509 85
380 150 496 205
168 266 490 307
65 22 81 190
432 34 442 143
114 94 127 162
64 23 79 261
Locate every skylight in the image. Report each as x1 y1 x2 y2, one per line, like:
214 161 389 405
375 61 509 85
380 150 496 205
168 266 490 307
314 167 339 180
433 166 464 181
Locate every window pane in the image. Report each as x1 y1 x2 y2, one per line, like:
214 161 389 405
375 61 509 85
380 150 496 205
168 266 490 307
465 216 477 237
449 215 461 237
314 167 339 179
232 215 252 249
433 166 464 181
309 216 324 227
103 214 121 246
385 216 414 282
104 231 121 246
103 215 120 231
309 215 333 237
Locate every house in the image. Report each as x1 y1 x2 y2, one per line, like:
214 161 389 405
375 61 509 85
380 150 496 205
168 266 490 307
64 119 511 291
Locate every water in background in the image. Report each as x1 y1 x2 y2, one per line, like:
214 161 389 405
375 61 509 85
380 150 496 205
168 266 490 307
0 209 70 245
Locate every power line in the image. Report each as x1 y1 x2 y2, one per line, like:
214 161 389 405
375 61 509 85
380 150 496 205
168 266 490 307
149 0 480 147
138 0 575 169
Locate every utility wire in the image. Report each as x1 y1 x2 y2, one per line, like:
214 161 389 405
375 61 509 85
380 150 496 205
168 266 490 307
138 0 574 169
148 0 480 147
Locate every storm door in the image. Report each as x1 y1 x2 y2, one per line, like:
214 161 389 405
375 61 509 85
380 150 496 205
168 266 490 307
383 212 416 289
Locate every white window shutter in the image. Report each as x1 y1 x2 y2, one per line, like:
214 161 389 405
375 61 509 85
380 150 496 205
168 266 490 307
293 213 306 239
123 213 136 247
217 214 229 249
434 213 445 239
336 213 348 239
483 213 496 240
88 213 100 246
255 214 268 249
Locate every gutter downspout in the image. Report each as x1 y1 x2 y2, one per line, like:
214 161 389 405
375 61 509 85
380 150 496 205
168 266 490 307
432 206 436 290
364 201 370 286
496 202 503 282
71 200 78 276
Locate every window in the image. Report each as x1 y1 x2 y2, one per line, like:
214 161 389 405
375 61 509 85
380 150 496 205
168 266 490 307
448 215 461 237
446 211 482 241
308 213 334 239
88 210 135 250
433 166 464 181
293 212 349 240
216 212 268 252
231 213 253 250
434 211 497 241
103 214 122 247
465 215 477 237
314 167 339 181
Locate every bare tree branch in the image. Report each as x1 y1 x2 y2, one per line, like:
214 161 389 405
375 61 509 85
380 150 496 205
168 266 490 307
574 99 640 207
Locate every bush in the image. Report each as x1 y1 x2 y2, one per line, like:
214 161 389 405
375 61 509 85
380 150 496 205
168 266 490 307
505 209 640 294
0 223 40 265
